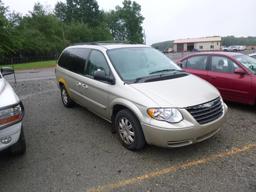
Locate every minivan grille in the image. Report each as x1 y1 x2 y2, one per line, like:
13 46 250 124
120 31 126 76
186 97 223 125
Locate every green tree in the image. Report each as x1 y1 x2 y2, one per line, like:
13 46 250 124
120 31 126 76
54 2 67 22
17 3 65 56
0 0 15 55
105 10 128 42
55 0 103 26
222 36 256 46
0 0 145 60
106 0 144 43
55 0 112 44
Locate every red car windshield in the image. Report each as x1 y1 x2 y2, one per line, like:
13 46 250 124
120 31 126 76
234 55 256 74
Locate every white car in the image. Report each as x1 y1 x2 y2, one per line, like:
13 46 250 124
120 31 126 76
227 45 246 52
0 67 26 155
249 53 256 59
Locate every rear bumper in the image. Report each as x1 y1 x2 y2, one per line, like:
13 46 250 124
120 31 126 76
141 104 227 148
0 122 22 152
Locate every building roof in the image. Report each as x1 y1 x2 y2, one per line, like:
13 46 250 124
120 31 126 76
174 36 221 44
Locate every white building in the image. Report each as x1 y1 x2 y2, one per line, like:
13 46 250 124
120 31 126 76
173 36 221 52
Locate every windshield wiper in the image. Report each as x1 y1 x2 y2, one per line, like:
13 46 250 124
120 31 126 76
133 70 186 83
149 69 182 74
133 76 149 83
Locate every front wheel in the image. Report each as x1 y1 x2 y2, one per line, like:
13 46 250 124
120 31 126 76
115 109 145 150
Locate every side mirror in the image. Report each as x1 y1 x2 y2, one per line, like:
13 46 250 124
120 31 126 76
234 68 246 75
94 70 115 85
176 61 183 68
1 67 14 76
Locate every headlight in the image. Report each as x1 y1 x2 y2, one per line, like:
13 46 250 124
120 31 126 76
0 103 24 129
147 108 183 123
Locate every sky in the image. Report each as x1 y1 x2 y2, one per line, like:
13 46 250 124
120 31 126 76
2 0 256 45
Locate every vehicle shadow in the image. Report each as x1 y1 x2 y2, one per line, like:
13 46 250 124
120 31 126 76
73 105 229 166
0 150 25 161
0 101 232 176
73 104 230 159
225 101 256 112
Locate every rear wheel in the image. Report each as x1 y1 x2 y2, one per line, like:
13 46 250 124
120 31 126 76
115 109 145 150
60 85 75 108
9 127 26 156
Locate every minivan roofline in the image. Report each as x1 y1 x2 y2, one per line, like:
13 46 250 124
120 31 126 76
67 44 150 51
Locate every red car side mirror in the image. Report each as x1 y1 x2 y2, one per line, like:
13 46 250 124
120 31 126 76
176 61 183 68
234 68 246 75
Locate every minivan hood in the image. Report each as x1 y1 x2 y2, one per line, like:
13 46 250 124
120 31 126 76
0 78 20 108
130 74 220 108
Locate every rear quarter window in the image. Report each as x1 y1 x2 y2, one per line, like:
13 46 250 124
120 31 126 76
58 48 90 74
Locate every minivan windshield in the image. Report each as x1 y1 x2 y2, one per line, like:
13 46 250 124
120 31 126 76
234 55 256 74
107 47 182 82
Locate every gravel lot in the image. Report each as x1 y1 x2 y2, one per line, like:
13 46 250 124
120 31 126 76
0 70 255 192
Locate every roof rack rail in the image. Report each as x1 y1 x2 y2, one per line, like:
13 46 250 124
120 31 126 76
71 41 130 46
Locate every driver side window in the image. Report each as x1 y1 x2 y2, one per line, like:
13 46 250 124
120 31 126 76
85 50 110 77
211 56 239 73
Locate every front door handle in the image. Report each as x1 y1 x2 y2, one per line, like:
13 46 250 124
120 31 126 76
77 82 88 89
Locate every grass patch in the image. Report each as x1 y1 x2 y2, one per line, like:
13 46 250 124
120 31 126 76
0 60 57 70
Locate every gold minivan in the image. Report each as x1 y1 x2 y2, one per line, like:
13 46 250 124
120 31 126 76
55 43 227 150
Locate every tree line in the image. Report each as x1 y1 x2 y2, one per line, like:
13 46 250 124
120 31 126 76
221 36 256 47
0 0 144 60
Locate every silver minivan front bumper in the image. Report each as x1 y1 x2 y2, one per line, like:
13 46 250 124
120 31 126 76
141 104 228 148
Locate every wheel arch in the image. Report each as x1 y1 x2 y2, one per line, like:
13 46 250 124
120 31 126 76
110 99 144 124
57 77 72 96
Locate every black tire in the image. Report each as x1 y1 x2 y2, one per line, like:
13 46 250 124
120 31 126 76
9 127 26 156
115 109 145 150
60 85 75 108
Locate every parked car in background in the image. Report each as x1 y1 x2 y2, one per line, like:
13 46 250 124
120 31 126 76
0 67 26 155
249 52 256 59
227 45 246 52
221 46 228 51
55 43 227 150
177 52 256 105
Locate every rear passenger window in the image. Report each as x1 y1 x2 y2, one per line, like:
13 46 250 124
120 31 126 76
211 56 238 73
85 50 110 77
58 48 90 74
186 56 208 70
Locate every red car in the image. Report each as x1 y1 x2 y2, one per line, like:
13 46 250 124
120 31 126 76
177 52 256 105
